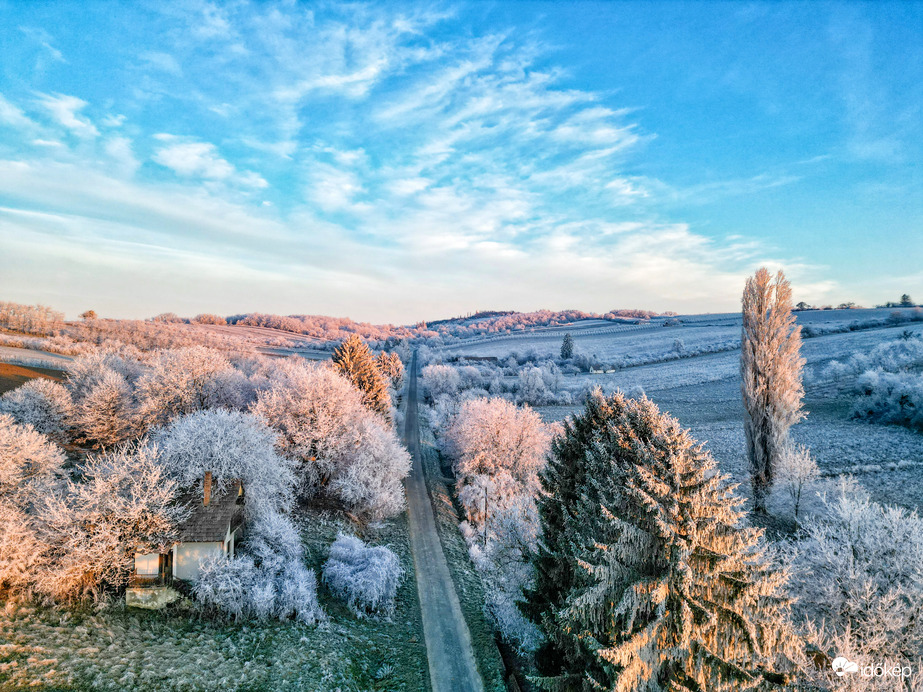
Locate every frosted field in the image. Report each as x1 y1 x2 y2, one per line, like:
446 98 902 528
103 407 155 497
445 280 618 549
449 316 923 511
441 308 915 365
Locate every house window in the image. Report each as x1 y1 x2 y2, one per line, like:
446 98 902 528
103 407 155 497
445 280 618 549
135 552 160 575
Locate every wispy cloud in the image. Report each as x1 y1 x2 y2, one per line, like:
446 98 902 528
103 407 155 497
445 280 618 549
35 92 99 138
3 1 900 319
152 136 267 188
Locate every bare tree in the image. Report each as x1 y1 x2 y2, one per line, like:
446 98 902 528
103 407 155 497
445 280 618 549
777 443 819 520
741 267 805 514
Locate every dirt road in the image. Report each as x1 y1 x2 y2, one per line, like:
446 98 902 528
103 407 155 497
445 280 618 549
403 351 485 692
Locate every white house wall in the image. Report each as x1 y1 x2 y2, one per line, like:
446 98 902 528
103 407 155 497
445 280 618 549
173 542 224 581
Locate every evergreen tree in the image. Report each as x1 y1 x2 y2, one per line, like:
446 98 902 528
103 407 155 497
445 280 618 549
560 333 575 360
740 268 805 514
331 334 391 421
521 389 620 686
525 391 798 691
376 351 405 389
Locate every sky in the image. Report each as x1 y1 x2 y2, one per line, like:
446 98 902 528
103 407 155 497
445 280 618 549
0 1 921 323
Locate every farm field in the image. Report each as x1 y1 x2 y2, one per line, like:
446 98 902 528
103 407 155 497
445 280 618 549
0 511 430 692
441 308 919 363
447 317 923 512
0 362 66 396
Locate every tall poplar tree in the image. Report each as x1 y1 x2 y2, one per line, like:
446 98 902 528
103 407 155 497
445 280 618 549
740 268 805 514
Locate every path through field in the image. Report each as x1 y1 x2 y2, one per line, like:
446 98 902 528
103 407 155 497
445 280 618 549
403 351 485 692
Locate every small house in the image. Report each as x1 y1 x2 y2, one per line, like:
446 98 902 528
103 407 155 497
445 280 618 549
127 472 244 608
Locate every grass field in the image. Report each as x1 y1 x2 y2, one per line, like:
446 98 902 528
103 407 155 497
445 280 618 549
0 510 430 691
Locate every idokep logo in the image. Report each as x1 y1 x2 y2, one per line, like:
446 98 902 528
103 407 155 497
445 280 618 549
832 656 914 680
832 657 858 676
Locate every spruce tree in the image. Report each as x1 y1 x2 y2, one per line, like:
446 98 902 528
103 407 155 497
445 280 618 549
331 335 391 421
526 391 799 691
521 389 620 686
560 333 575 360
741 268 805 514
376 351 405 389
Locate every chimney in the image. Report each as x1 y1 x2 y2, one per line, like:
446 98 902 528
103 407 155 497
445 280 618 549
204 471 212 506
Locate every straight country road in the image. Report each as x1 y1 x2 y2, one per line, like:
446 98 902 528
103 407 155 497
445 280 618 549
403 351 485 692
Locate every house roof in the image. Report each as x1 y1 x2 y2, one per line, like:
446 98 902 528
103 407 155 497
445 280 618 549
176 479 244 543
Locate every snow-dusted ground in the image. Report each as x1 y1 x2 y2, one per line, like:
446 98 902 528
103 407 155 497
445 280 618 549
444 315 923 511
0 345 72 368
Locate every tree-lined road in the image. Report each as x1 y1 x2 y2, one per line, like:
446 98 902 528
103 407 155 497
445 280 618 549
403 351 484 692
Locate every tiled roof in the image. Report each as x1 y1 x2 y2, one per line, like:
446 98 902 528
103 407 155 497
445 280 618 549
176 479 244 543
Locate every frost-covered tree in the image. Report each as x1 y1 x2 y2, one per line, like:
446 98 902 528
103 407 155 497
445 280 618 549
521 389 617 680
70 369 137 448
66 352 144 401
36 442 188 600
741 268 805 513
155 409 295 515
331 334 391 421
446 398 548 481
251 360 409 520
0 413 66 503
775 444 818 520
444 397 550 513
376 351 405 390
786 480 923 688
560 333 575 359
518 367 552 405
0 378 72 437
0 414 68 590
421 363 461 399
322 533 403 618
135 346 237 427
524 391 798 690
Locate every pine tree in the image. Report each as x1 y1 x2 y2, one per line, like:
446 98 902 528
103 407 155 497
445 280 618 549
560 333 575 360
740 268 805 514
527 391 799 691
520 389 620 686
376 351 405 389
331 335 392 421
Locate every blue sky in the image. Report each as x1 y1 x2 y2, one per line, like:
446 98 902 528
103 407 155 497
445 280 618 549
0 1 920 322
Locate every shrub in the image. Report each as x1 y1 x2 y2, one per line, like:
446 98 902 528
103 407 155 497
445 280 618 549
322 533 403 618
193 512 325 625
851 370 923 431
0 379 72 437
786 479 923 663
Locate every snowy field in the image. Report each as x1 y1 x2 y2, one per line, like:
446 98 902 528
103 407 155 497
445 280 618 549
445 314 923 512
441 308 917 363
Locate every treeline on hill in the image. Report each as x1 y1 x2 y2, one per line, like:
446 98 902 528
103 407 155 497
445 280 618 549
228 307 665 348
0 335 409 624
